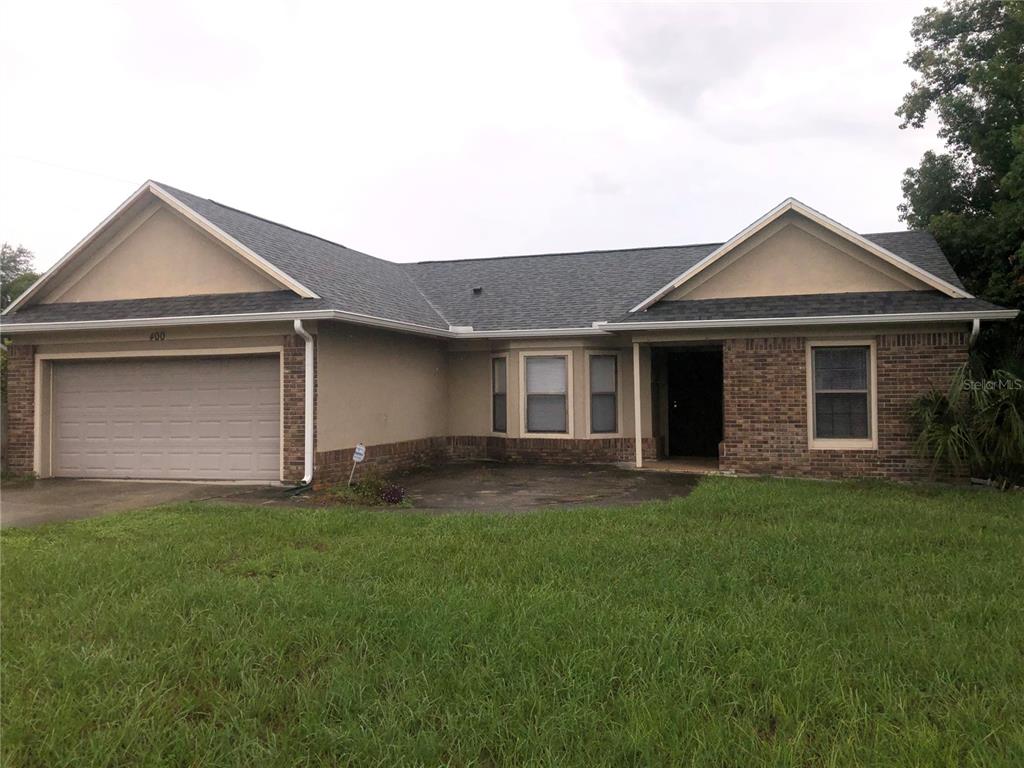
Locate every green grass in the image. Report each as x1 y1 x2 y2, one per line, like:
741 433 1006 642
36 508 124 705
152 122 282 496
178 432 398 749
2 478 1023 767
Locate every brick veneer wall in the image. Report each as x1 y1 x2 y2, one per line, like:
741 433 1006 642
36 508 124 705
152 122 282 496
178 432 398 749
315 435 658 488
282 333 315 484
720 332 969 481
3 344 34 475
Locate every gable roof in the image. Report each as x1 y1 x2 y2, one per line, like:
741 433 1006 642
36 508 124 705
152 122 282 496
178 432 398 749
4 181 320 313
629 198 972 312
2 182 1006 337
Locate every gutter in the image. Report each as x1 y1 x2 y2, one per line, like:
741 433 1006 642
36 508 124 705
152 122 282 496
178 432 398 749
292 319 315 486
596 308 1019 332
0 308 1017 339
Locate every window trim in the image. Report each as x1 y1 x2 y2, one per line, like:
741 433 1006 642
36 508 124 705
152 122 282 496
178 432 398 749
519 350 574 439
585 350 622 437
491 354 508 435
806 339 878 450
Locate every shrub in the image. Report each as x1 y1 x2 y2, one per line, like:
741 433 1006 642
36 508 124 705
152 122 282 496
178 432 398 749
913 363 1024 488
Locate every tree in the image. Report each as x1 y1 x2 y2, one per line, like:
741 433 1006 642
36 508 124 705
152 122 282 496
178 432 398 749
897 0 1024 368
1 243 39 310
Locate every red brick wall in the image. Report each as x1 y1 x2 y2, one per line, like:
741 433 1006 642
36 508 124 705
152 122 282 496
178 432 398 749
721 332 969 481
314 436 657 487
282 333 315 484
2 344 34 475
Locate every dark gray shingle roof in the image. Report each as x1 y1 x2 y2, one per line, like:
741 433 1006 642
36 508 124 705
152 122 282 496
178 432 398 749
3 182 985 331
3 291 321 323
610 291 1003 324
406 232 966 330
156 184 449 330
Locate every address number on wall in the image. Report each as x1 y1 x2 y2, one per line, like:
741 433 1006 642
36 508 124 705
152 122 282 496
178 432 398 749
149 332 166 341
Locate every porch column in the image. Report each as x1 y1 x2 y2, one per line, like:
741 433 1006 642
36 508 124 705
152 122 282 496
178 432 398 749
633 341 643 468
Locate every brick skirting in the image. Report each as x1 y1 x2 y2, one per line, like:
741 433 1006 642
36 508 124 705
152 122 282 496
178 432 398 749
315 435 658 487
2 344 34 475
720 332 969 481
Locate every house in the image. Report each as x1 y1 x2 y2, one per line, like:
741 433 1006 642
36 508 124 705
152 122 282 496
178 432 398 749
1 181 1015 485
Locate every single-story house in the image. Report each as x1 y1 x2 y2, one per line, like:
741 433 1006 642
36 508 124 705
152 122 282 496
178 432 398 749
1 181 1016 484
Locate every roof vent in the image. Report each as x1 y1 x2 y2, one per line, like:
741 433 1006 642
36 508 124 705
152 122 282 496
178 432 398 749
472 286 483 295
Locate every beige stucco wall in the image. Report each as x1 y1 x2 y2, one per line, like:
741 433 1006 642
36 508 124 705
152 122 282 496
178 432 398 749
445 340 650 440
666 213 927 301
40 203 281 303
316 323 449 451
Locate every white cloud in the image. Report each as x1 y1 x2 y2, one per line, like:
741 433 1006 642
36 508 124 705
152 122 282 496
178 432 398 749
0 0 940 272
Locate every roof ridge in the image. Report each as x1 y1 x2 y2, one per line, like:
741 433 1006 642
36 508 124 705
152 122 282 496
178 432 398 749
413 242 724 266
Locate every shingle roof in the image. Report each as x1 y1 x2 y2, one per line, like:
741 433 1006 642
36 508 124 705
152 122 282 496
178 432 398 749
405 232 966 330
608 291 1003 324
155 184 449 330
2 291 322 323
2 182 989 332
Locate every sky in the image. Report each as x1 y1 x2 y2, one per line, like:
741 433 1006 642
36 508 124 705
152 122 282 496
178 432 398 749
0 1 942 272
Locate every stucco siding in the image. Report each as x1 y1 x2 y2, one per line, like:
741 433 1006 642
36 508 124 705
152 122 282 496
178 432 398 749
316 324 449 452
666 214 927 301
40 203 281 303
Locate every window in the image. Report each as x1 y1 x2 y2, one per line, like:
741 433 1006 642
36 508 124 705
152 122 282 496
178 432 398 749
589 354 617 433
525 355 568 433
492 357 507 433
811 345 871 441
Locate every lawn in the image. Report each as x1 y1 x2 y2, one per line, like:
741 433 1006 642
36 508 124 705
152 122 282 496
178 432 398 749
2 478 1023 767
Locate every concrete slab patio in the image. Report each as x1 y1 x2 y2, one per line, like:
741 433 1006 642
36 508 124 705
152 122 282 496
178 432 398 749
388 462 701 511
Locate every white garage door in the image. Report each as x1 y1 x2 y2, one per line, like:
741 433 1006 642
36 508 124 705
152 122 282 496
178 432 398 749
52 356 280 481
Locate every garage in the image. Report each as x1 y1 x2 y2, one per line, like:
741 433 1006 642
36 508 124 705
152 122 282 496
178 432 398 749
50 356 280 481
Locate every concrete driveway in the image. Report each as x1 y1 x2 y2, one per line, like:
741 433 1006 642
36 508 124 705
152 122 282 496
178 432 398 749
1 479 285 528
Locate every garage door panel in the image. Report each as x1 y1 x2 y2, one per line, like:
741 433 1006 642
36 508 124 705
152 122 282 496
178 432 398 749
52 356 280 481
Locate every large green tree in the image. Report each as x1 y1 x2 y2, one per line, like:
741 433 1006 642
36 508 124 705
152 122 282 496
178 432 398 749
0 243 38 310
898 0 1024 366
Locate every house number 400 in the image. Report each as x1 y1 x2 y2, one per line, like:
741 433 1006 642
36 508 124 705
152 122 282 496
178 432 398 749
149 331 166 341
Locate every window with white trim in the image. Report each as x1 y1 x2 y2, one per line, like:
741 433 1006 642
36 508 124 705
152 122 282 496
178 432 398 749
525 355 568 433
589 354 617 433
492 357 507 433
811 346 871 439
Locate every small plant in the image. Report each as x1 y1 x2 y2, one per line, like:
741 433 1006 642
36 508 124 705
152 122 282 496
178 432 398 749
379 482 405 505
321 471 408 506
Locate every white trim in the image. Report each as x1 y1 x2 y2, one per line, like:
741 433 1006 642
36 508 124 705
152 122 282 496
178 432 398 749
806 339 878 451
490 353 509 435
519 350 575 439
3 308 1016 339
584 350 623 438
598 309 1017 332
34 346 285 480
3 181 318 314
630 198 972 313
632 342 643 468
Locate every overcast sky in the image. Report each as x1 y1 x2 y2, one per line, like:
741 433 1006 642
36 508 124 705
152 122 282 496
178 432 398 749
0 1 940 271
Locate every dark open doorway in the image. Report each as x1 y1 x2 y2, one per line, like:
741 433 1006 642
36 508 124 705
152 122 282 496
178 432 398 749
665 347 723 458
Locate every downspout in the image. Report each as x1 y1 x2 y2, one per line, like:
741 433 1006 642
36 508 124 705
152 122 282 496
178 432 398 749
293 319 314 486
969 318 981 348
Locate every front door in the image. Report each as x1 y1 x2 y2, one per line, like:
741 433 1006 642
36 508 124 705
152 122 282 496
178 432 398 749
667 348 723 457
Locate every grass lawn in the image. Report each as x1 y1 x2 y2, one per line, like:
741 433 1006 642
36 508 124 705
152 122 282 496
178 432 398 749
2 477 1023 767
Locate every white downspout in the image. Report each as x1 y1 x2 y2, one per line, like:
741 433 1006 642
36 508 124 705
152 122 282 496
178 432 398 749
969 318 981 347
293 319 314 485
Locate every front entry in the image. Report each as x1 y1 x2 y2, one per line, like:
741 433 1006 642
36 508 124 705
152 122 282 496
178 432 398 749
666 347 723 457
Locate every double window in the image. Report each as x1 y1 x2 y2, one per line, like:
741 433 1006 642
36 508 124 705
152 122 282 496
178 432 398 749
524 355 569 434
588 354 617 434
809 343 875 447
492 357 507 433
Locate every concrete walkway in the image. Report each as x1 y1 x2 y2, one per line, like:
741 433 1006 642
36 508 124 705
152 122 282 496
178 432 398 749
1 479 284 528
